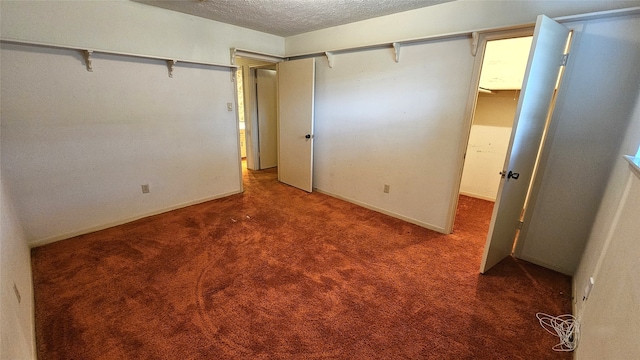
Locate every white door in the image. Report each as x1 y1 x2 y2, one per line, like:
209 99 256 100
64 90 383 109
480 15 571 273
277 58 316 192
256 69 278 169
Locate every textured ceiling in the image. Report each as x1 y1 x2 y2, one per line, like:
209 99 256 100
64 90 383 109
137 0 453 37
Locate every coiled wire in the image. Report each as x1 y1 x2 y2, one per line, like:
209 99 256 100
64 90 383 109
536 312 579 352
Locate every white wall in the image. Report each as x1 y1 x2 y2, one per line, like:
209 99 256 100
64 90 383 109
516 13 640 275
573 165 640 358
0 0 287 245
460 92 518 201
1 43 241 245
572 88 640 359
313 40 474 232
460 125 512 201
291 1 640 239
0 2 284 356
285 0 640 56
1 0 284 65
1 175 36 359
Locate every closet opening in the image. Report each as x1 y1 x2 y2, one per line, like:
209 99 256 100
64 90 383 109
455 35 533 236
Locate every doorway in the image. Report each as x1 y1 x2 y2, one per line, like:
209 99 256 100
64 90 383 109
235 56 278 174
463 16 572 274
254 67 278 169
455 32 537 268
459 36 533 203
234 54 317 194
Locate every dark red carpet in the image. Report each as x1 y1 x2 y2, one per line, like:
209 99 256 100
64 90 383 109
32 166 572 359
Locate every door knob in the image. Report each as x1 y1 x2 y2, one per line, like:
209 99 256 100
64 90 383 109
305 134 312 139
507 171 520 180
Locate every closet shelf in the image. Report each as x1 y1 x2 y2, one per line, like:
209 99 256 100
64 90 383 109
1 39 237 77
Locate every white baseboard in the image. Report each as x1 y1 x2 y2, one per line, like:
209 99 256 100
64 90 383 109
313 188 447 234
459 191 496 202
516 253 574 276
29 190 242 248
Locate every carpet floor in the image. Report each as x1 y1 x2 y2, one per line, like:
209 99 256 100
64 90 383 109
32 166 572 359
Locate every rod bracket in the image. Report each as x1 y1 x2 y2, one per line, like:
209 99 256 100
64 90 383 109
325 51 334 68
392 42 401 63
167 59 177 78
471 32 479 56
83 50 93 72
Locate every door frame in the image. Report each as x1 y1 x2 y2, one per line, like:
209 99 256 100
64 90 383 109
242 63 278 172
446 26 535 235
254 67 278 170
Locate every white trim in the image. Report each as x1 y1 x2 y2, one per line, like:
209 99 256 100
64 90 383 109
234 68 245 194
231 48 285 64
459 191 497 203
555 6 640 23
446 26 535 235
516 253 574 276
28 190 243 248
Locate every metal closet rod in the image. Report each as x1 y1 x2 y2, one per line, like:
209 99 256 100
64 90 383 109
287 31 479 61
0 38 238 72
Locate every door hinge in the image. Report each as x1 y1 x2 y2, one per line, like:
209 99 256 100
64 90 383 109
517 220 524 230
561 53 569 66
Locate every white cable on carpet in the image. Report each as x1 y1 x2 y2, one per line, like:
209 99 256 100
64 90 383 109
536 312 579 352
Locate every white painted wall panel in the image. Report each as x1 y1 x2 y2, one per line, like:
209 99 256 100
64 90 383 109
0 177 36 359
572 77 640 359
575 171 640 359
1 43 241 245
516 14 640 275
313 39 474 231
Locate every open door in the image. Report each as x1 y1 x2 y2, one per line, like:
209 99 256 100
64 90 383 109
256 68 278 169
480 15 571 273
277 58 316 192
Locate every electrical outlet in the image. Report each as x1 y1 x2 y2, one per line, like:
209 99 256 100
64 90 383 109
383 184 390 193
141 184 150 194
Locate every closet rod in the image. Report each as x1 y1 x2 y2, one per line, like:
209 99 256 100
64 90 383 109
0 39 238 69
286 28 510 60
